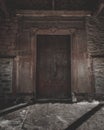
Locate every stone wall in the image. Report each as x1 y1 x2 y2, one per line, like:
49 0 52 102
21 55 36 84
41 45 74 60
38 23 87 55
86 16 104 94
0 58 13 93
0 17 18 97
86 16 104 55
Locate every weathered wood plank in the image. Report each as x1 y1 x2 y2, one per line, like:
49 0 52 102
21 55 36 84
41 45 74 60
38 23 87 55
16 10 91 17
17 56 33 94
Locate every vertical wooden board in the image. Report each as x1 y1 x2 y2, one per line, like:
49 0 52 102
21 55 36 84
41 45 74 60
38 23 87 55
17 56 33 93
31 33 37 96
76 30 91 93
71 32 78 93
93 58 104 94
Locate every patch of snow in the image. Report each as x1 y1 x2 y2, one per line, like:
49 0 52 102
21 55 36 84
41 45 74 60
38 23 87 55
91 100 100 104
77 101 90 105
77 100 100 105
0 120 10 127
57 116 68 124
0 119 22 130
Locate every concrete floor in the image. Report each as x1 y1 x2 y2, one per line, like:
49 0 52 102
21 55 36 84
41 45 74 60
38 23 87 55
0 101 104 130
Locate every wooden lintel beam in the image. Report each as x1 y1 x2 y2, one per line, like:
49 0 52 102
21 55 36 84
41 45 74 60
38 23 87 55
16 10 91 17
0 0 9 17
94 2 104 16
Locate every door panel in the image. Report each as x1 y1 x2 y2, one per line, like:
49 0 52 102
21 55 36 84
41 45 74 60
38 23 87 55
36 35 71 99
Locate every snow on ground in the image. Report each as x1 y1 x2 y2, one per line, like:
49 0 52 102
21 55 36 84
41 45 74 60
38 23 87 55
0 101 103 130
77 100 100 105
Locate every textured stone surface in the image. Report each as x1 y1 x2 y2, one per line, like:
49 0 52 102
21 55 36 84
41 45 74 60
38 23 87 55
93 58 104 94
86 17 104 55
0 58 13 93
0 102 103 130
86 16 104 94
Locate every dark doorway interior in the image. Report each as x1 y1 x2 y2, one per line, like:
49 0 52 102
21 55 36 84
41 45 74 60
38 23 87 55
36 35 71 100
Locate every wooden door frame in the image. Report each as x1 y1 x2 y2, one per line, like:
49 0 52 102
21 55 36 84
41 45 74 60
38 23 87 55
31 28 76 102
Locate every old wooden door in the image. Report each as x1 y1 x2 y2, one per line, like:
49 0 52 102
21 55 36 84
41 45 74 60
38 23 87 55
36 35 71 99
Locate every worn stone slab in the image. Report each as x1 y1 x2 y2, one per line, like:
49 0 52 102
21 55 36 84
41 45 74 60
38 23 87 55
0 101 103 130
